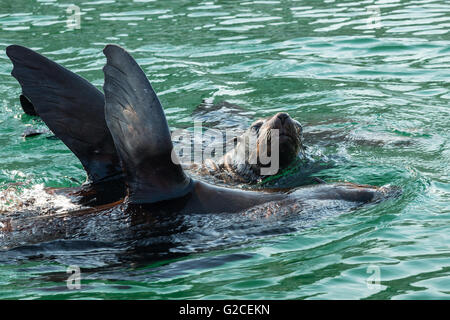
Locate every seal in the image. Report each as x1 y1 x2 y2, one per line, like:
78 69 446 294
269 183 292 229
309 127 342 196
8 45 307 187
1 44 397 248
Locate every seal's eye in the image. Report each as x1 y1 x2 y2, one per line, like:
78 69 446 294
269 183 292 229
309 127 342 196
250 121 264 132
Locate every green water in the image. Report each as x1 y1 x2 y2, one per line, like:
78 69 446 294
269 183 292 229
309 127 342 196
0 0 449 299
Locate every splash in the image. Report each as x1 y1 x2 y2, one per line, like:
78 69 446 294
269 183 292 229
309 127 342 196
0 184 80 216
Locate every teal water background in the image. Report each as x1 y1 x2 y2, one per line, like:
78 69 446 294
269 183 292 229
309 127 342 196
0 0 449 299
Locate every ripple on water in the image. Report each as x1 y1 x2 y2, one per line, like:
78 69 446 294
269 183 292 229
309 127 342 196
0 0 449 300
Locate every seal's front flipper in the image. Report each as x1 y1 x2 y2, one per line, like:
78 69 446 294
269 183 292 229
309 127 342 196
6 45 125 204
103 45 193 204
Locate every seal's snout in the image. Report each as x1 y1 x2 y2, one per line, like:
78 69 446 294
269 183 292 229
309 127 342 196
271 112 292 128
259 112 304 168
268 112 299 142
276 112 290 124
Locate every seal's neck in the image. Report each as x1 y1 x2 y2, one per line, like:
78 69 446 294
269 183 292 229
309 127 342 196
180 180 286 214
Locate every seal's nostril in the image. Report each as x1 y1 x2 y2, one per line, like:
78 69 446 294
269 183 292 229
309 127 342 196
276 112 289 124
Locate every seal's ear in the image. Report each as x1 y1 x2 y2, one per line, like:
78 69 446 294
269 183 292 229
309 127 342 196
6 45 123 187
103 44 193 204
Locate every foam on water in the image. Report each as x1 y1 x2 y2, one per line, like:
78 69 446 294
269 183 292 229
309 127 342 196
0 184 80 216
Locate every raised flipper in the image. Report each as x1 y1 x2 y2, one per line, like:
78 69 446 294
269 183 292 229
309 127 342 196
103 45 193 204
6 45 125 204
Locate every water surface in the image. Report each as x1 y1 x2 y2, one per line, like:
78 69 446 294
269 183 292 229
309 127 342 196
0 0 449 299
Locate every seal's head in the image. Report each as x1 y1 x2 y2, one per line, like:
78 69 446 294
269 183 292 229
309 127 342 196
222 112 304 181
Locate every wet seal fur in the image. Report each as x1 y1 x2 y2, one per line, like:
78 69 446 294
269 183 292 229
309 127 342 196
199 112 305 183
1 44 399 248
